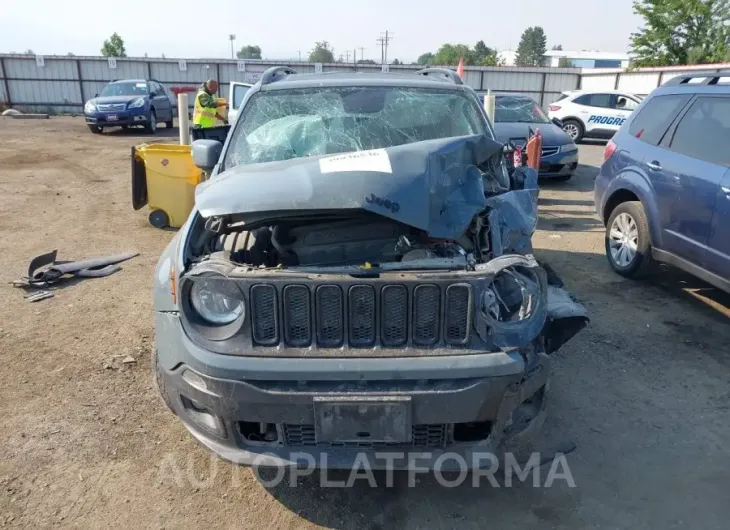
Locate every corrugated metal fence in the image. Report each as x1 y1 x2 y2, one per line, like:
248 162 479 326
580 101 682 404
0 54 581 113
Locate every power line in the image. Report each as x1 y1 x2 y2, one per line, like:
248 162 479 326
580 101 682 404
376 31 393 64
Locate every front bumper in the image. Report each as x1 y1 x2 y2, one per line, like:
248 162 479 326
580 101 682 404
155 312 550 470
85 109 148 127
539 148 579 177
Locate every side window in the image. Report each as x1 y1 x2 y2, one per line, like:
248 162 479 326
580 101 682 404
150 81 161 95
668 97 730 166
615 96 639 111
574 93 611 108
232 85 250 109
628 94 691 146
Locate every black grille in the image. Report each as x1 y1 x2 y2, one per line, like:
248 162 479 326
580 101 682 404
250 285 278 345
247 282 471 348
381 285 408 346
413 285 440 346
283 423 450 448
283 285 311 347
316 285 344 347
349 286 376 347
445 285 471 344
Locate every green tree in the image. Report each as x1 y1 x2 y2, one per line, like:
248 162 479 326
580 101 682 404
392 58 401 65
309 41 335 63
237 45 262 59
516 27 547 66
552 44 563 50
101 33 127 57
23 49 34 55
433 43 473 65
558 57 571 67
357 59 377 64
417 52 435 64
630 0 730 66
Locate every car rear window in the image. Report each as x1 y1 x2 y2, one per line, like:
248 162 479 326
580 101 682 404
668 96 730 166
628 94 691 146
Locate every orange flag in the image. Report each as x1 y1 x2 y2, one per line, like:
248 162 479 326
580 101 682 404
456 57 464 78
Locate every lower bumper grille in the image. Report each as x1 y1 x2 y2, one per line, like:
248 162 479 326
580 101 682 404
283 423 450 449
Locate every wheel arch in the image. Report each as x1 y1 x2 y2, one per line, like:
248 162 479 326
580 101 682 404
601 173 662 248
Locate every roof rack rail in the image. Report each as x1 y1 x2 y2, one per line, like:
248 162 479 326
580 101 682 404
260 66 296 85
663 70 730 86
415 68 463 85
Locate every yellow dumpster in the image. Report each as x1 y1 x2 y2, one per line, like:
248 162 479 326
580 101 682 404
131 144 202 229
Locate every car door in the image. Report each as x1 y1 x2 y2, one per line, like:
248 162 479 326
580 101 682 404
151 81 172 121
613 93 640 122
646 95 730 266
228 82 251 123
573 93 624 136
695 96 730 279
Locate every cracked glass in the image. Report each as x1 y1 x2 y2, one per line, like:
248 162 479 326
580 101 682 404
223 87 487 169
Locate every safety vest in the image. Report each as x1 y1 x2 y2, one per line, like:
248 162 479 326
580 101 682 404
192 89 217 128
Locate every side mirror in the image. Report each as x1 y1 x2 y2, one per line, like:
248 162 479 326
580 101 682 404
94 93 99 98
149 91 157 98
192 140 223 171
552 117 564 128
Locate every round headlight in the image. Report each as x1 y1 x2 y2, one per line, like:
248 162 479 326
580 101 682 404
189 278 245 325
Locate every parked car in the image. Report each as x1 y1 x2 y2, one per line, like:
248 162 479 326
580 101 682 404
84 79 174 134
594 71 730 293
492 94 579 180
549 89 642 142
152 67 588 469
227 82 253 123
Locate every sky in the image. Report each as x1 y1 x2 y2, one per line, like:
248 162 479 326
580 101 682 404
0 0 643 62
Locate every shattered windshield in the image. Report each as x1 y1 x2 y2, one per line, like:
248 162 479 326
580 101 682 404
224 86 487 168
494 96 550 124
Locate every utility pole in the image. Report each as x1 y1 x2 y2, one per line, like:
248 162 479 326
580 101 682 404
359 47 366 62
343 50 351 62
298 50 302 62
376 31 393 64
229 34 236 59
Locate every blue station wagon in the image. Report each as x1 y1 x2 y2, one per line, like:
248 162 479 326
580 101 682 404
594 71 730 293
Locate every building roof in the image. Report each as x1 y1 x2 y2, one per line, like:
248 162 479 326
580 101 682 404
544 50 630 61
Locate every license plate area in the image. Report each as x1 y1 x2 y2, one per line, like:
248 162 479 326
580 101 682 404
314 396 411 443
106 114 118 121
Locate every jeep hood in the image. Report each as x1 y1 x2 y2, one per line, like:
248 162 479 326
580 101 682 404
195 135 504 240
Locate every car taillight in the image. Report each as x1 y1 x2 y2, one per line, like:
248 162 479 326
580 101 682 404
603 140 617 162
549 105 561 112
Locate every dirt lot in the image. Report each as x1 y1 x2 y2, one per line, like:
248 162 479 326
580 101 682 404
1 117 729 529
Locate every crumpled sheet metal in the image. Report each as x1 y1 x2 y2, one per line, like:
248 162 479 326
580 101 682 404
196 134 503 240
486 166 539 256
26 249 139 286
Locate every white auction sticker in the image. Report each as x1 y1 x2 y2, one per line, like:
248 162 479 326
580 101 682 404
319 149 392 174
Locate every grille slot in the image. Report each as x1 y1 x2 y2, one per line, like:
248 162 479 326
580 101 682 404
250 285 278 345
445 284 471 344
413 285 440 346
283 423 449 448
381 285 408 346
316 285 344 347
283 285 311 347
541 146 560 157
349 285 376 347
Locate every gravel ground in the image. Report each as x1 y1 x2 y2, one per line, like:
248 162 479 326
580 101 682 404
1 117 729 529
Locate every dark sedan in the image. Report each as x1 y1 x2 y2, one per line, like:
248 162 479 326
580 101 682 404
84 79 174 134
492 95 579 180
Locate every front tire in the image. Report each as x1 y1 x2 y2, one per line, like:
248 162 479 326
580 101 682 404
145 109 157 134
605 201 655 278
562 119 584 143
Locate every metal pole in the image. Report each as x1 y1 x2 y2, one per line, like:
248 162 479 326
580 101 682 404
484 89 496 123
540 72 547 107
0 57 11 107
178 93 189 145
75 59 84 106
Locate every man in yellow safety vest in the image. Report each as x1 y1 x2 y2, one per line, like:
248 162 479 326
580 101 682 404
192 80 227 128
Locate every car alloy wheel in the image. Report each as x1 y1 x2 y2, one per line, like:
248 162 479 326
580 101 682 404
608 212 638 267
563 123 579 140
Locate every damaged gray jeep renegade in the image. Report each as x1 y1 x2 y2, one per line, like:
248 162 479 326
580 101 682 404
153 66 588 469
